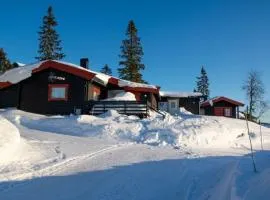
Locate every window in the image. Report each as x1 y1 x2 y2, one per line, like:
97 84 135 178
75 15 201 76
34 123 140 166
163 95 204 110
224 108 231 117
171 102 176 109
48 84 68 101
87 83 100 101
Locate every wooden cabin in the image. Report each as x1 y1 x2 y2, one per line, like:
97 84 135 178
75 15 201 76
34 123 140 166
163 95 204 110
159 91 203 114
200 96 244 118
0 59 160 116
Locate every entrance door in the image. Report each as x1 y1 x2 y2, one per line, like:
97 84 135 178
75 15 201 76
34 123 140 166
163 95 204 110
168 99 179 114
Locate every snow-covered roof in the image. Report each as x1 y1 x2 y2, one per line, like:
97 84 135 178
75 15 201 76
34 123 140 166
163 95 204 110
0 61 45 84
0 60 159 93
160 91 202 98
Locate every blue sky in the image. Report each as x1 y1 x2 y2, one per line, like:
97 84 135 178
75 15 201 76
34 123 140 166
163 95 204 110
1 0 270 122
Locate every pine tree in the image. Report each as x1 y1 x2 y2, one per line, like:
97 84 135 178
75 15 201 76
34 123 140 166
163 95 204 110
100 64 112 75
0 48 12 73
118 20 146 83
196 66 210 98
36 6 65 61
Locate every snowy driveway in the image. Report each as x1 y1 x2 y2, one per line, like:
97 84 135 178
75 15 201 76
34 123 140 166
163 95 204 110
1 109 270 200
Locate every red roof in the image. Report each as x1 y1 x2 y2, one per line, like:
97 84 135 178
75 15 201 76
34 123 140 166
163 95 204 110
200 96 244 107
0 60 159 94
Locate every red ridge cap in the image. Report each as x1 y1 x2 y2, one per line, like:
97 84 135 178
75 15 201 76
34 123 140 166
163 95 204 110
0 81 13 89
32 60 96 80
124 86 159 94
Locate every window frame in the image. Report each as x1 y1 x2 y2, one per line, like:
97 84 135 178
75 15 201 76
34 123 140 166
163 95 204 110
224 107 232 117
48 84 69 101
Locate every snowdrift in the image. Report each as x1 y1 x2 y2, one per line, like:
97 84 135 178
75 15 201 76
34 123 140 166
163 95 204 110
102 92 136 101
2 109 270 151
0 116 20 163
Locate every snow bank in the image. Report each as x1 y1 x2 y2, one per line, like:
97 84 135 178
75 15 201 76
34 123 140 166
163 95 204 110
179 107 193 115
0 116 20 163
102 92 136 101
2 109 270 150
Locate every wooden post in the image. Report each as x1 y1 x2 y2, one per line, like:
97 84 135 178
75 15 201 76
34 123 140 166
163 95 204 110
259 120 263 151
245 106 257 172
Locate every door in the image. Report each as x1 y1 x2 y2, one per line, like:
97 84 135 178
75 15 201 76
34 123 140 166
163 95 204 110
214 107 223 116
168 99 179 114
214 107 232 117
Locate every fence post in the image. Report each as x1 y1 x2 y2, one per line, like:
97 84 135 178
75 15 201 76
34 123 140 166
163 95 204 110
146 102 148 116
245 106 257 172
103 103 106 114
124 101 126 115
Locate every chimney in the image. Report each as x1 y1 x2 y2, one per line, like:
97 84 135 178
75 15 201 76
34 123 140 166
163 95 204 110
80 58 89 69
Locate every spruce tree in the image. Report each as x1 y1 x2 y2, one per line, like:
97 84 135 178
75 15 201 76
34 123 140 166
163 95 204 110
118 20 146 83
196 66 210 99
100 64 112 75
36 6 65 61
0 48 12 73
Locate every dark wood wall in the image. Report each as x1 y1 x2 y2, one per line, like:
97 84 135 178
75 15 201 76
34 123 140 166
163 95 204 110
203 100 237 118
178 97 200 114
0 85 19 108
18 69 87 115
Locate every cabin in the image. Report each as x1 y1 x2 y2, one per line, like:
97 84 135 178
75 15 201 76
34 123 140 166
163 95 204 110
159 91 203 114
0 59 160 117
200 96 244 118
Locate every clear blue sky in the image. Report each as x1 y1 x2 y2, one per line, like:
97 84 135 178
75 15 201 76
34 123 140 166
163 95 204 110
1 0 270 122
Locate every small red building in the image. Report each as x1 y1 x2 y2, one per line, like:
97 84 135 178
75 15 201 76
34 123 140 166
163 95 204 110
200 96 244 118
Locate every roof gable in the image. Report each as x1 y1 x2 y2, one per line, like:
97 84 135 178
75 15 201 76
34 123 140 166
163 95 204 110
201 96 244 107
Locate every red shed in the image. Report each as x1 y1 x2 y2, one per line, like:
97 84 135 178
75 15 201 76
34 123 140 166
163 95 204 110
200 96 244 118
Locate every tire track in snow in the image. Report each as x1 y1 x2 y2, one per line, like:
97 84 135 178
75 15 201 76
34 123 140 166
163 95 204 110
208 160 239 200
0 143 131 192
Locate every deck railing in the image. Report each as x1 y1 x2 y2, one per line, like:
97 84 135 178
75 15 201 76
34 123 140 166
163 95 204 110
88 101 148 117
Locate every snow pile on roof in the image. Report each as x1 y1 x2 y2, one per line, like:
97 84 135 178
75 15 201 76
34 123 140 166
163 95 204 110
102 92 136 101
0 116 20 164
160 91 202 97
0 62 44 84
16 62 26 67
118 79 157 89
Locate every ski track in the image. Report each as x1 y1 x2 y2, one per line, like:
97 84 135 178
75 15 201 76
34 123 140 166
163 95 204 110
0 143 129 192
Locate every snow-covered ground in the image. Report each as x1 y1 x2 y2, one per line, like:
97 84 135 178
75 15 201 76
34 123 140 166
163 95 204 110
1 108 270 200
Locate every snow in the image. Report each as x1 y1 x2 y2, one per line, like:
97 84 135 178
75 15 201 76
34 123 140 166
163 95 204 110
0 116 20 163
16 62 26 67
118 79 158 89
1 108 270 199
160 91 202 97
239 111 245 119
0 62 44 84
179 107 193 115
102 92 136 101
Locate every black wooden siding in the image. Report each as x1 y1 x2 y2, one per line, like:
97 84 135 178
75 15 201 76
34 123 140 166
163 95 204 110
0 85 19 108
0 68 159 115
18 69 87 114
